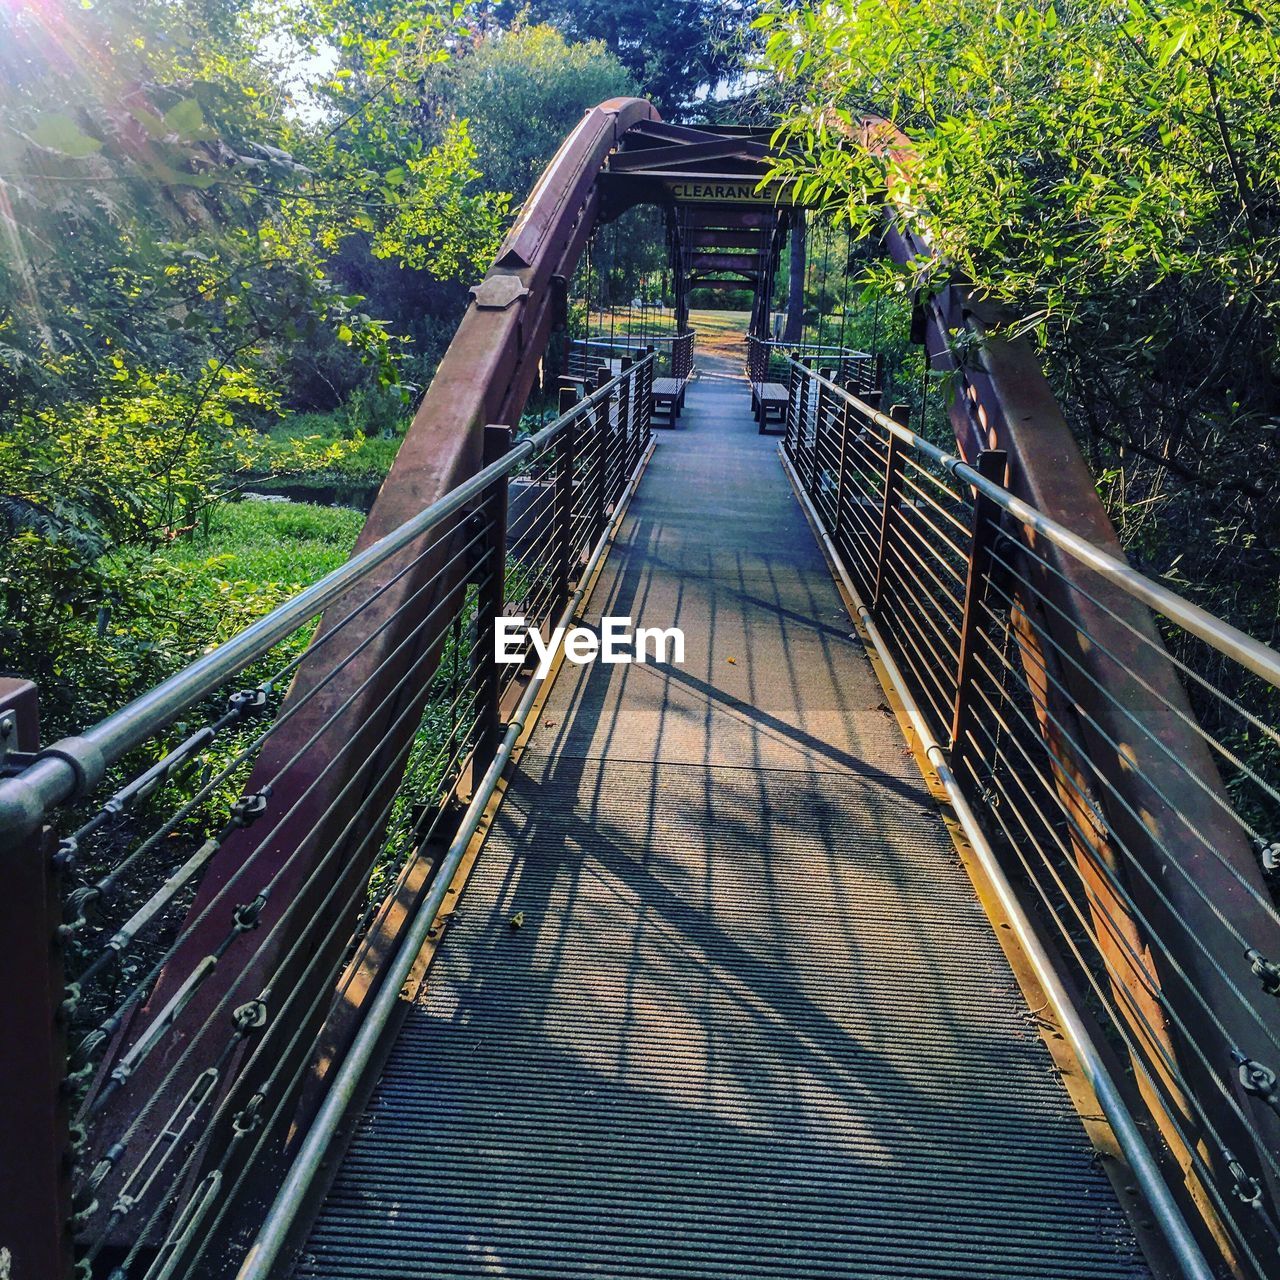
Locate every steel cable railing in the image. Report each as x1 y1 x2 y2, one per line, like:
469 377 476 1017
779 357 1280 1280
748 334 877 397
567 332 694 383
0 355 656 1280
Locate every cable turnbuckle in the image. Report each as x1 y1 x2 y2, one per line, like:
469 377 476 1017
1223 1149 1264 1211
233 1093 265 1137
232 998 269 1034
1245 947 1280 997
53 836 79 873
228 687 269 718
1233 1051 1280 1116
232 892 267 934
231 789 271 828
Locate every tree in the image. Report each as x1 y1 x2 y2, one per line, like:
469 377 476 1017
754 0 1280 638
490 0 746 117
442 21 637 201
0 0 509 721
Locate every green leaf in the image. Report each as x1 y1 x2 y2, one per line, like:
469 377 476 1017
163 99 207 141
31 114 102 158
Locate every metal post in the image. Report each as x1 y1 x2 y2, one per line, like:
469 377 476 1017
784 357 800 456
834 382 856 545
473 427 511 767
0 679 73 1280
810 372 828 498
618 356 635 486
949 449 1008 773
637 350 655 465
872 404 911 616
795 359 811 479
591 367 611 537
555 414 578 614
813 367 837 497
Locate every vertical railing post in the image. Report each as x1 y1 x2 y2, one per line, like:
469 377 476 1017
616 355 637 483
618 355 634 499
784 357 800 458
794 356 811 475
555 396 579 615
834 382 856 545
473 427 511 767
639 349 651 456
592 367 611 539
0 678 73 1280
642 351 654 443
872 403 911 616
813 367 836 497
810 371 828 498
949 448 1008 774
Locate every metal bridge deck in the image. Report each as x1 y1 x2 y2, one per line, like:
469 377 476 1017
293 358 1150 1279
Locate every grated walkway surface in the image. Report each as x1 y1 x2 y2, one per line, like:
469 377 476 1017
294 358 1150 1279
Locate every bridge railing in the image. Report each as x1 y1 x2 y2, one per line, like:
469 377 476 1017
745 334 877 394
781 357 1280 1280
568 331 694 383
0 356 656 1280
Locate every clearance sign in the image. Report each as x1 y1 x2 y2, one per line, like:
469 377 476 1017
663 179 790 205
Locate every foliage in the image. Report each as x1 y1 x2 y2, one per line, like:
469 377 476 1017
490 0 748 116
436 20 636 201
0 0 512 719
8 496 363 734
754 0 1280 642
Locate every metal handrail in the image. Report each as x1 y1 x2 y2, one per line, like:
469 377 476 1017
236 428 659 1280
752 337 872 358
577 331 692 347
0 356 656 843
781 447 1216 1280
789 358 1280 691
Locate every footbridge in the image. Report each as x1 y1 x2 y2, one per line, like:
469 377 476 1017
3 99 1280 1280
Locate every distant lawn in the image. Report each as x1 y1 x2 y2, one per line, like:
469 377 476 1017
156 499 365 589
587 308 679 338
121 499 366 652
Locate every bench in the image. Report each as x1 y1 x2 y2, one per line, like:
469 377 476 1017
651 375 689 428
751 381 789 434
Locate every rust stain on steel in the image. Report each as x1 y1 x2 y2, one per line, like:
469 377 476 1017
863 112 1280 1250
83 98 660 1245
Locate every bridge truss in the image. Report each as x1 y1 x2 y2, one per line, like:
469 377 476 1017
2 98 1279 1280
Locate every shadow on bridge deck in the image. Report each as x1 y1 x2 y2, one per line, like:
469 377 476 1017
292 355 1151 1279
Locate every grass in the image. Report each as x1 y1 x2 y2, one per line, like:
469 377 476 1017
155 498 365 589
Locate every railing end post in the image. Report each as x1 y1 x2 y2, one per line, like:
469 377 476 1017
0 678 74 1280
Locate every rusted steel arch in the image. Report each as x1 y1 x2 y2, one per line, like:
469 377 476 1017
84 96 660 1244
857 114 1280 1266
